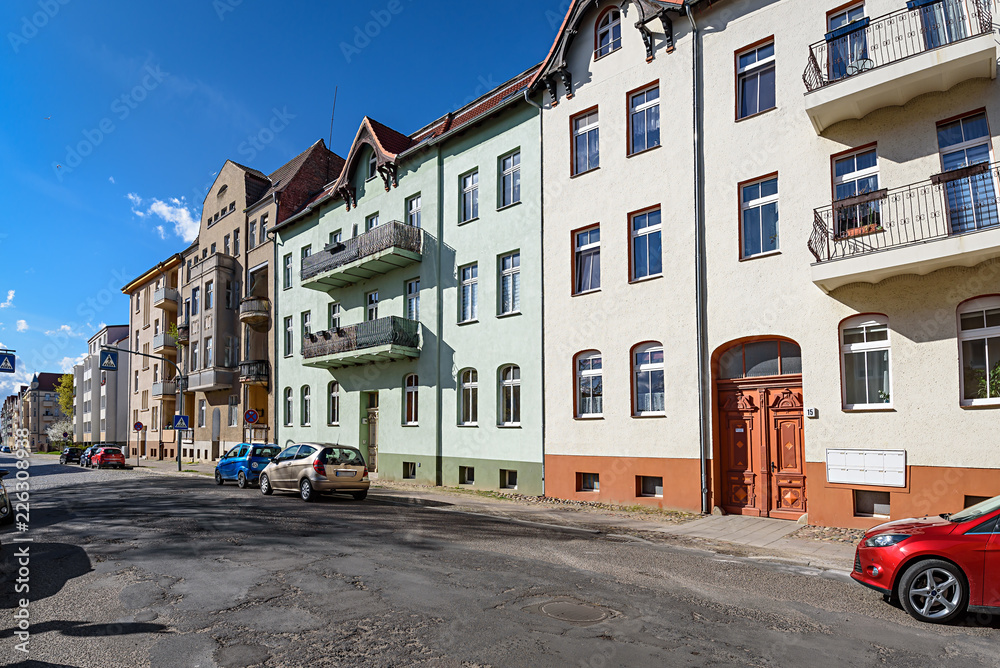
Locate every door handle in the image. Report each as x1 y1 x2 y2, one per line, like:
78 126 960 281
770 461 777 473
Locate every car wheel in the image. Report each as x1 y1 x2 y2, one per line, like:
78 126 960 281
260 474 273 496
97 463 103 470
59 457 65 465
214 470 224 486
899 559 968 624
300 479 316 502
237 472 248 489
351 490 368 501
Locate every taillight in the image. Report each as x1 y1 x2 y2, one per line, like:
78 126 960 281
362 467 369 479
312 459 326 477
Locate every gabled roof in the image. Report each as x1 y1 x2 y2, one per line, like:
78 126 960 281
33 373 62 392
328 117 413 200
264 139 344 199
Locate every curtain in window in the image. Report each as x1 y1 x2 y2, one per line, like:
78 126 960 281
921 0 969 50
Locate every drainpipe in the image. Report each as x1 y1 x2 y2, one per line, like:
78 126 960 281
525 87 545 495
687 4 711 515
434 143 445 486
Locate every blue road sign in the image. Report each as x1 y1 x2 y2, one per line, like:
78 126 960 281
99 350 118 371
0 352 14 374
173 415 190 430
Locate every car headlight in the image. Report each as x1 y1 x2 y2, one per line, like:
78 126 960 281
864 534 910 548
0 504 8 516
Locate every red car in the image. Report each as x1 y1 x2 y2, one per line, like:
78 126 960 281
90 447 126 470
853 494 1000 623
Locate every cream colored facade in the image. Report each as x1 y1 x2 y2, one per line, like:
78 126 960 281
536 0 1000 527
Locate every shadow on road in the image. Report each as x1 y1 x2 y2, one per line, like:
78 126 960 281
0 542 92 609
0 620 166 639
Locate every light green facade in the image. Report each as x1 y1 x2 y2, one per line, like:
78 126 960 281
274 81 543 495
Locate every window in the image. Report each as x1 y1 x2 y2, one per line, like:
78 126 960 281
190 342 199 371
595 9 621 58
210 242 217 255
225 280 234 309
834 149 880 237
366 291 379 321
134 370 139 393
629 86 660 154
366 213 380 231
638 475 663 498
841 316 891 409
198 399 206 428
736 41 775 119
500 469 517 490
283 316 293 356
153 364 159 383
248 220 257 250
327 381 340 425
228 396 238 427
633 343 664 416
154 318 160 335
404 374 419 425
229 201 235 213
854 490 890 518
283 387 293 426
329 230 342 245
461 172 479 222
719 340 802 379
135 294 140 312
460 369 478 425
460 264 478 322
407 195 422 228
233 230 240 255
205 281 214 310
574 226 601 294
152 406 159 432
573 110 600 175
403 462 416 479
959 296 1000 405
406 279 420 321
740 177 779 258
500 252 520 315
191 287 200 315
500 152 521 207
937 112 998 233
918 0 970 49
576 351 603 417
367 152 378 180
499 365 521 426
328 302 341 330
204 336 213 368
459 466 475 485
301 245 312 261
578 472 599 492
259 213 268 244
827 4 867 81
630 208 662 280
283 254 292 289
300 385 311 426
301 311 311 339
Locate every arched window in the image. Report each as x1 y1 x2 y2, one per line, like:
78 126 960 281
283 387 293 427
576 351 603 417
327 381 340 425
460 369 478 426
958 296 1000 405
632 343 664 416
718 339 802 379
404 374 419 425
840 316 891 409
499 365 521 426
300 385 311 426
596 9 622 58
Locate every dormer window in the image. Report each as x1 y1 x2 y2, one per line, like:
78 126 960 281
367 152 378 180
596 9 622 59
218 184 228 197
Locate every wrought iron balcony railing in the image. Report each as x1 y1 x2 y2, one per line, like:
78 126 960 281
803 0 992 92
239 360 269 385
302 316 420 360
808 160 1000 263
239 297 271 328
301 220 422 281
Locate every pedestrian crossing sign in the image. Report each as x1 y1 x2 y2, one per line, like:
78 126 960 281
0 353 13 373
100 350 118 371
173 415 189 430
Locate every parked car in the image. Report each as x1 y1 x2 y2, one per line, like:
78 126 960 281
90 446 126 469
0 469 13 526
79 446 97 467
59 447 83 465
0 445 11 453
259 444 369 502
852 494 1000 623
214 443 281 488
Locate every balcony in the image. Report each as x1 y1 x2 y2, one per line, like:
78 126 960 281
175 321 189 343
302 316 420 369
808 161 1000 292
186 367 234 392
153 333 176 353
802 0 995 134
153 287 179 311
152 381 176 397
239 297 271 330
239 360 269 386
301 221 423 291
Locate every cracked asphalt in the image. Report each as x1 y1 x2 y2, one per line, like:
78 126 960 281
1 455 999 667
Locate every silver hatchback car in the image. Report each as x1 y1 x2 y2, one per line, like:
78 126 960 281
259 443 370 502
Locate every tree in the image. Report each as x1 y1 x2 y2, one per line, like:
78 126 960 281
56 373 75 418
46 418 74 448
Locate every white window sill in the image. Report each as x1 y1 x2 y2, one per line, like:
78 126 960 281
458 319 479 326
327 423 340 427
497 201 522 212
638 495 663 499
573 288 601 297
575 414 603 420
741 249 782 262
497 311 521 319
457 423 478 428
630 274 663 285
498 424 521 429
458 217 480 226
960 399 1000 408
633 413 666 418
842 405 894 412
402 423 418 428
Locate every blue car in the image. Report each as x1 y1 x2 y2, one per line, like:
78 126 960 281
214 443 281 488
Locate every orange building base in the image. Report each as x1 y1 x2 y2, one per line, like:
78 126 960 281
544 454 704 512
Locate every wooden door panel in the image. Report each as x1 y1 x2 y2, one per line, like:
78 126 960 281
765 387 806 519
719 390 761 516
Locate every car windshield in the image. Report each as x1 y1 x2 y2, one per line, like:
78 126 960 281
949 494 1000 523
251 446 280 458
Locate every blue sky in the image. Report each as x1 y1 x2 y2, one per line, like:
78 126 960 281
0 0 565 395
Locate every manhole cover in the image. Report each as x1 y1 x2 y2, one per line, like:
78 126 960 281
539 601 608 624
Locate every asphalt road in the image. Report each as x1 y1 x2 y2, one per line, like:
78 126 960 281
1 455 999 667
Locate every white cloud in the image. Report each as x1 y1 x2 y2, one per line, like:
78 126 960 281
16 320 28 332
0 361 34 396
126 192 142 206
155 225 166 239
0 290 13 308
109 176 116 184
59 353 87 373
146 197 199 242
45 324 85 338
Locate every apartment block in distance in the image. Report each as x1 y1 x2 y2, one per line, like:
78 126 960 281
73 325 130 447
20 373 67 451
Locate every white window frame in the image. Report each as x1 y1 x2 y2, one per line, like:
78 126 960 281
629 86 660 155
404 374 419 425
284 387 293 426
301 311 311 339
461 171 479 223
300 385 311 426
595 9 622 58
576 351 603 418
500 151 521 208
736 41 776 120
228 395 238 427
407 195 422 228
630 208 662 280
204 336 213 368
198 399 206 428
499 252 521 315
574 226 601 294
572 110 600 175
840 316 893 410
958 296 1000 406
460 368 478 426
283 253 292 290
366 291 379 321
460 264 478 323
366 212 380 231
328 381 340 425
499 364 521 427
328 302 341 330
633 343 665 416
406 279 420 321
740 177 780 258
833 148 880 237
283 316 293 357
367 152 378 180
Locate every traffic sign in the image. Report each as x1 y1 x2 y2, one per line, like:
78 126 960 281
62 432 68 438
244 409 259 424
100 350 118 371
134 422 144 432
0 352 14 373
173 415 189 430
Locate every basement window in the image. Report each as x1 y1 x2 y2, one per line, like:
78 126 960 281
500 469 518 490
459 466 475 485
403 462 416 479
577 472 599 492
638 476 663 498
965 495 990 509
854 490 890 518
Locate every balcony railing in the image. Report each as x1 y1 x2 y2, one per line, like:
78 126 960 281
302 316 420 364
153 287 179 310
152 381 176 397
809 160 1000 263
153 333 176 351
239 297 271 329
175 321 189 342
803 0 992 92
239 360 269 386
301 220 422 282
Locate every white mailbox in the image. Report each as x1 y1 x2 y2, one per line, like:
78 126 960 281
826 449 906 487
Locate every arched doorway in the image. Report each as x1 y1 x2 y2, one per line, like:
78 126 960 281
715 338 806 520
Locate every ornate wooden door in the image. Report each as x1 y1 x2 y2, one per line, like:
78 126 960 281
720 389 762 516
765 387 807 520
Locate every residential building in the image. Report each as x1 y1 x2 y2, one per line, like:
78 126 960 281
72 325 131 447
1 394 18 448
532 0 1000 527
272 66 543 494
19 373 67 451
